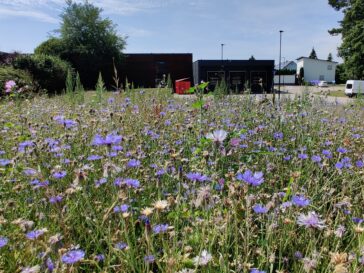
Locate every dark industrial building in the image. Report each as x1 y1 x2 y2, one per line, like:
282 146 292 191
193 60 275 93
120 53 193 88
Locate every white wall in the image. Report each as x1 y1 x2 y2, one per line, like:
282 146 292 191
296 58 337 83
274 75 296 85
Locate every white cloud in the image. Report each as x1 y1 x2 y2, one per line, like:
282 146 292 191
0 7 58 23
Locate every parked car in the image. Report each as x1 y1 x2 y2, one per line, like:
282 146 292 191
345 80 364 97
318 81 328 87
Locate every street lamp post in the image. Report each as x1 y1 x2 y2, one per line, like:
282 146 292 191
278 30 284 103
221 43 225 61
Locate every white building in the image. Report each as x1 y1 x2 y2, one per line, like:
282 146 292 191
296 57 338 83
274 60 297 71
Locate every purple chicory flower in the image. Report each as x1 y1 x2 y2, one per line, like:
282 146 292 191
61 250 85 264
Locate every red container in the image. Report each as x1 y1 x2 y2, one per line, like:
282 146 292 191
175 78 191 94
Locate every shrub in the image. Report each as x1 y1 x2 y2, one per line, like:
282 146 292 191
0 66 36 97
13 54 71 94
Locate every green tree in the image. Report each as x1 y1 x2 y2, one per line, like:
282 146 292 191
328 0 364 79
249 55 256 61
34 38 65 56
327 53 333 62
36 0 127 89
309 48 318 59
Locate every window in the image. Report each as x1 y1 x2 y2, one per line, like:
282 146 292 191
327 65 332 70
319 75 325 80
346 84 352 89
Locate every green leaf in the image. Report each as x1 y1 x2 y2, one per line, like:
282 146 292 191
192 100 204 109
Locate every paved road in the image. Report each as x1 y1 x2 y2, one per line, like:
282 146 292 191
275 85 354 105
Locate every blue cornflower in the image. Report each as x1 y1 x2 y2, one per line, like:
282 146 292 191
95 178 107 188
123 178 140 188
61 250 85 264
53 171 67 179
30 179 49 189
112 145 123 151
18 140 34 152
294 251 303 260
335 157 352 169
152 224 169 234
144 255 155 264
250 268 266 273
0 236 8 248
46 257 54 272
127 159 140 168
352 217 364 224
337 147 347 153
311 155 321 163
236 170 264 187
63 119 77 128
322 149 332 159
156 169 166 176
26 229 46 240
49 195 63 204
114 204 129 213
95 254 105 262
252 204 268 214
87 155 103 161
283 155 291 161
291 195 310 207
273 132 283 140
92 133 122 146
0 159 11 166
298 153 308 160
115 242 128 250
356 160 364 168
186 172 209 182
23 169 37 176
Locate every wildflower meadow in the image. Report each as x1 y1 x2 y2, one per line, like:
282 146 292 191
0 88 363 273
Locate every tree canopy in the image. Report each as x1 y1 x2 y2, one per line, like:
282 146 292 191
328 0 364 79
35 0 127 88
309 48 318 59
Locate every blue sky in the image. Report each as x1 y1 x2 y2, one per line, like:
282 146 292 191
0 0 343 63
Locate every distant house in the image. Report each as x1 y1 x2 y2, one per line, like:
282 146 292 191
274 60 297 71
296 57 338 84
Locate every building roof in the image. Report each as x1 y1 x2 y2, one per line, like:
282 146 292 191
296 56 338 64
274 60 296 70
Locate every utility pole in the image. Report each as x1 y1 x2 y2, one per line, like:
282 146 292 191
278 30 284 103
221 43 225 61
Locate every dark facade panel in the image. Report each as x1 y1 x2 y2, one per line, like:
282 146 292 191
119 53 193 88
193 60 275 93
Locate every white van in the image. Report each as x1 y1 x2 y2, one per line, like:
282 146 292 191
345 80 364 97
